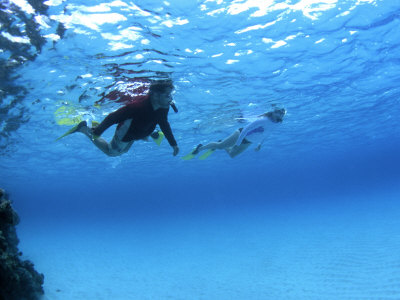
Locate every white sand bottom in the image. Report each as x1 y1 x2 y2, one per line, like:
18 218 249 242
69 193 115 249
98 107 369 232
17 195 400 300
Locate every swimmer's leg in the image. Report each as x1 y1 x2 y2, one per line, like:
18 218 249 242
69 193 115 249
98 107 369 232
77 123 134 157
198 130 240 152
226 142 251 158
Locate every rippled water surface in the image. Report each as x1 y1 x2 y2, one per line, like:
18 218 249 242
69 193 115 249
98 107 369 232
1 0 400 299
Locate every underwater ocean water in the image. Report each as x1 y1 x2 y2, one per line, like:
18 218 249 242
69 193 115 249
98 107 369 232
1 0 400 299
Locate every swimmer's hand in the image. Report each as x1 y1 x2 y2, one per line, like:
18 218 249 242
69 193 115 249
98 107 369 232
255 144 262 151
173 145 179 156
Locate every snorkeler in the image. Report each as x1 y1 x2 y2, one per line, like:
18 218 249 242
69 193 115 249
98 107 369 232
183 107 286 160
63 79 179 157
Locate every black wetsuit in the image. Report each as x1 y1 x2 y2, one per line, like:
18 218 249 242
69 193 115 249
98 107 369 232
93 96 177 147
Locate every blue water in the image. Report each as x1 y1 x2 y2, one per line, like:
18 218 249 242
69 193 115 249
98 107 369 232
1 0 400 299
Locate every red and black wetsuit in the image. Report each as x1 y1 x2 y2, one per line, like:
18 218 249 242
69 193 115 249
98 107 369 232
92 96 177 147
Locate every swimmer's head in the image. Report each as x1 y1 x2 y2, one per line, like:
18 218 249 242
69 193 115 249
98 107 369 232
149 79 174 96
263 108 286 123
149 79 178 111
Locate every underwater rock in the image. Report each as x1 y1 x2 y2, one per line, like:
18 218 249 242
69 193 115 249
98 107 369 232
0 188 44 300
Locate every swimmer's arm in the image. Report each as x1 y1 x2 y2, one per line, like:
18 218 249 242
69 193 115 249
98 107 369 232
255 138 266 151
157 109 178 156
235 119 267 146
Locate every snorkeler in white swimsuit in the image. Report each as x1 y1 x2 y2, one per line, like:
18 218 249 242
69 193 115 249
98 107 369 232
184 107 286 159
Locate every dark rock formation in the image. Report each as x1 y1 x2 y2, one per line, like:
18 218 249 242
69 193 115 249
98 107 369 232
0 188 44 300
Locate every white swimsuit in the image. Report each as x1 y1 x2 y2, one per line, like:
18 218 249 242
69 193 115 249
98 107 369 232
235 117 276 146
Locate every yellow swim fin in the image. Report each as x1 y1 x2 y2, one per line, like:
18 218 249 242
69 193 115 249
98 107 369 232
55 121 87 141
181 144 203 161
199 149 215 160
150 131 164 146
54 104 82 126
181 153 196 161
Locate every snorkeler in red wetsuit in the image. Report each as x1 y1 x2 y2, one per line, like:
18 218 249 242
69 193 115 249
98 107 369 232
72 79 179 157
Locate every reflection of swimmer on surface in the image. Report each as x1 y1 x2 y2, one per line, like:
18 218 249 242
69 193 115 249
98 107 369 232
184 107 286 160
61 79 179 157
95 77 151 106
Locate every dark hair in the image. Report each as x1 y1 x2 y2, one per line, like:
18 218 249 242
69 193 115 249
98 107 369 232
259 108 286 119
273 108 286 115
149 79 174 94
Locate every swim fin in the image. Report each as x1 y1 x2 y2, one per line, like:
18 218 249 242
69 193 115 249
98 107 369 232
199 149 215 160
181 144 203 161
181 153 196 161
150 131 164 146
54 104 82 126
55 121 87 141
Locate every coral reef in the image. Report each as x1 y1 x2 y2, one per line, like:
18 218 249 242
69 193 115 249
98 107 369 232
0 188 44 300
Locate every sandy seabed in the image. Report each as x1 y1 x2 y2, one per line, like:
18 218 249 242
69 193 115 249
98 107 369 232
17 194 400 300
